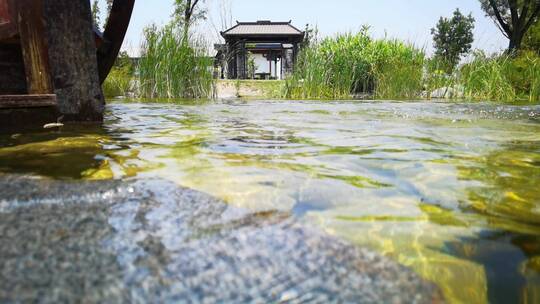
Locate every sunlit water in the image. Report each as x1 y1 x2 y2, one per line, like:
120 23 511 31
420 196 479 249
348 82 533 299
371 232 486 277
1 99 540 303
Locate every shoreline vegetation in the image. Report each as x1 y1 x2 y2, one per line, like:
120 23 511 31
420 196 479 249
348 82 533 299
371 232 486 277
103 28 540 103
284 28 540 102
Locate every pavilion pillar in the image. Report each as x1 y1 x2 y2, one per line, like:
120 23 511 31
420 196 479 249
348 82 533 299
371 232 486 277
236 43 247 79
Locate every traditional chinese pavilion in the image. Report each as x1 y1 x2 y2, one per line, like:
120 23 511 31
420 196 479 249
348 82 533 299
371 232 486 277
215 20 305 80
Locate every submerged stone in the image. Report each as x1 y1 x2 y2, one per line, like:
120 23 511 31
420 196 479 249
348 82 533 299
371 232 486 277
0 175 444 303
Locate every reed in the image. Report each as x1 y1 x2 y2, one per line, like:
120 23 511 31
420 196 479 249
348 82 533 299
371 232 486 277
370 39 425 99
449 51 540 102
286 27 540 102
284 28 425 100
459 52 516 101
103 65 133 98
139 23 214 99
504 50 540 102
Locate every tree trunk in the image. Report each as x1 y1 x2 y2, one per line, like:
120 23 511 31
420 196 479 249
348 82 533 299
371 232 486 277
44 0 105 122
509 31 525 52
182 0 192 45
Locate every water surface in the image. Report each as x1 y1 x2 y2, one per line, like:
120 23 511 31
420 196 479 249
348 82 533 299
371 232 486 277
1 99 539 303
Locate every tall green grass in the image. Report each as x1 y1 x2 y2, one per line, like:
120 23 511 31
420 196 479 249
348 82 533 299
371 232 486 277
139 23 214 99
103 65 133 98
503 50 540 102
459 52 516 101
370 39 425 99
426 50 540 102
286 28 540 102
284 28 425 100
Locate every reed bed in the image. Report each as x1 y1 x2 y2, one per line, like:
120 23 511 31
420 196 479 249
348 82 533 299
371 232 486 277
285 29 540 102
459 53 517 101
284 29 425 100
139 24 214 99
425 51 540 102
370 39 425 99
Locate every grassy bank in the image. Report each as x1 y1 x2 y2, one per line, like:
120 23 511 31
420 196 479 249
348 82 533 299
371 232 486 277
216 80 283 99
102 28 540 102
284 28 540 102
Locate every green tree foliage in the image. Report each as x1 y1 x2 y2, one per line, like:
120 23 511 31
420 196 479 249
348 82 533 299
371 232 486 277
431 9 475 71
106 0 113 14
523 18 540 53
479 0 540 51
302 24 317 49
92 0 114 30
91 0 101 30
173 0 207 35
101 0 114 27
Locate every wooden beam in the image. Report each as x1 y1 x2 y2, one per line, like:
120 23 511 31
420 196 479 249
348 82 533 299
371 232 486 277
15 0 53 95
97 0 135 83
0 94 56 108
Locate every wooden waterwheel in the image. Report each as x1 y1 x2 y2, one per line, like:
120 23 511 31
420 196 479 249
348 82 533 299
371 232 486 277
0 0 134 128
95 0 135 84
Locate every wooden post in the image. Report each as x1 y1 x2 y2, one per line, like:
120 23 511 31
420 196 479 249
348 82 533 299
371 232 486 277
15 0 53 95
43 0 104 122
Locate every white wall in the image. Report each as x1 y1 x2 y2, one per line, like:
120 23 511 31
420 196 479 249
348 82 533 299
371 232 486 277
275 59 282 80
252 54 269 74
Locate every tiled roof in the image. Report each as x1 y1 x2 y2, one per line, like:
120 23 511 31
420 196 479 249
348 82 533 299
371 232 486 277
222 21 304 36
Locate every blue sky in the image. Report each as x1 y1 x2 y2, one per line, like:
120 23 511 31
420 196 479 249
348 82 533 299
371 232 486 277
99 0 508 56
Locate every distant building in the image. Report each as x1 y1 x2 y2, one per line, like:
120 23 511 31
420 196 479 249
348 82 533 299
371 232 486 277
215 20 305 80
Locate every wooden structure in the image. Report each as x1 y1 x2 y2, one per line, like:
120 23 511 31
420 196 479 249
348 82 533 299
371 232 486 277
216 21 305 80
0 0 134 130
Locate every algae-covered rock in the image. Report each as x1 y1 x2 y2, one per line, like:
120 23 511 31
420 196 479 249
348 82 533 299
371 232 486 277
0 175 444 303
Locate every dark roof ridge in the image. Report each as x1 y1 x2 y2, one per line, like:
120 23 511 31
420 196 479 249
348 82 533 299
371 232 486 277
235 20 292 25
221 20 304 37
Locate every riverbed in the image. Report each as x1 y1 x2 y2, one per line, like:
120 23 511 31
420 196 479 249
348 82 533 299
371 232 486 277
1 99 539 303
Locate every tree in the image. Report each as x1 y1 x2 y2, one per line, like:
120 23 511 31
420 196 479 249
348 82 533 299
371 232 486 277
302 24 317 50
431 8 475 71
91 0 101 30
103 0 114 27
106 0 113 15
479 0 540 52
173 0 207 36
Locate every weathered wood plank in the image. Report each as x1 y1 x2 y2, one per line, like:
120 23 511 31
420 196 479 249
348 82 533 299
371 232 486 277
0 94 56 108
16 0 53 95
43 0 104 122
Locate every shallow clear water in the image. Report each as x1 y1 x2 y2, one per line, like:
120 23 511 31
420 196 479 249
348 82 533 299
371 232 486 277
1 99 540 303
